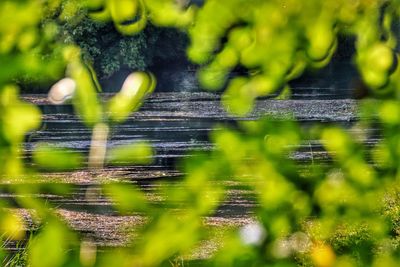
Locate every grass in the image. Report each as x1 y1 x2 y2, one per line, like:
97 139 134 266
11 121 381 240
1 241 28 267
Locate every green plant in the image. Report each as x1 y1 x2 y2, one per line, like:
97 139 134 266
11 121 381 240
185 0 400 114
3 1 400 267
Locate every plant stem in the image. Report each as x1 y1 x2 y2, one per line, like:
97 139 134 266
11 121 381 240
88 123 109 169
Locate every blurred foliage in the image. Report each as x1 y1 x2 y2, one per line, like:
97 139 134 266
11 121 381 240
200 114 400 266
3 1 400 267
185 0 400 114
84 0 196 33
107 71 156 122
17 0 189 91
33 143 84 171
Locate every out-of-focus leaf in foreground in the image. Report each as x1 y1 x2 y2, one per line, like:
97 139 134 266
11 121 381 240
107 141 154 165
32 143 84 171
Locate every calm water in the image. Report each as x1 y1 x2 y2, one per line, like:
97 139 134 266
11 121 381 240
3 92 378 248
23 92 359 166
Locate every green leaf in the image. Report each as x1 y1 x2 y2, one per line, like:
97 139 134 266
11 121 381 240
107 72 156 123
69 61 103 127
107 142 153 165
1 85 41 143
33 143 83 171
103 183 149 214
110 0 147 35
28 220 71 267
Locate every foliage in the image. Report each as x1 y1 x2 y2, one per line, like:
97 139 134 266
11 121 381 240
186 0 400 114
196 112 400 266
61 14 189 80
84 0 195 33
59 14 150 79
2 1 400 267
17 1 190 92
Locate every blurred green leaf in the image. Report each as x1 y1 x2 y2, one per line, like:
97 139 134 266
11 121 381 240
107 141 153 165
0 210 25 241
110 0 147 35
28 220 71 267
33 143 83 171
107 72 156 123
1 85 41 143
69 61 103 127
103 183 149 214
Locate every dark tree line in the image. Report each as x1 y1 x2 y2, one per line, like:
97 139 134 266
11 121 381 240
20 11 189 93
61 16 188 79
